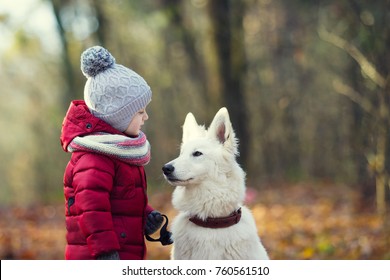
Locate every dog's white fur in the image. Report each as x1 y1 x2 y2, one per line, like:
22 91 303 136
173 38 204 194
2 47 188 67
163 107 269 260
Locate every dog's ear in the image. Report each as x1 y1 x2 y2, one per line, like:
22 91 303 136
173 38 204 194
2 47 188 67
182 112 205 143
208 107 238 155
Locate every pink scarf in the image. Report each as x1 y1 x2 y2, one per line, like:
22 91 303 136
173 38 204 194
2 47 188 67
67 131 150 166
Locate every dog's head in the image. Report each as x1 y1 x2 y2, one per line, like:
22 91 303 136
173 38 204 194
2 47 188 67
162 107 239 187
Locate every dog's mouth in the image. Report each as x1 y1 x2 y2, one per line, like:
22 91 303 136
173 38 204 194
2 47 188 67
165 176 193 185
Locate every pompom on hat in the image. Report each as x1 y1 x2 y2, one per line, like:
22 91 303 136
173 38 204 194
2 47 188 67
81 46 152 132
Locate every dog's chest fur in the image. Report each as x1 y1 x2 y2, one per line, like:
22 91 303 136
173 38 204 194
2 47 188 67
171 206 268 260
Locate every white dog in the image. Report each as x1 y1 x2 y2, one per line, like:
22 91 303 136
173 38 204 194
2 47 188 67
162 107 269 260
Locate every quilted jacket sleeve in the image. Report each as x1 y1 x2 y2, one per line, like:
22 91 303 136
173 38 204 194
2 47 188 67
72 153 120 257
145 205 154 216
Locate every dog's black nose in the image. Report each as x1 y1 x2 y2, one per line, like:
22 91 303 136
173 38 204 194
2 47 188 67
162 164 175 175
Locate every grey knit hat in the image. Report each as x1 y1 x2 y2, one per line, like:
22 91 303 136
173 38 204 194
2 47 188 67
81 46 152 132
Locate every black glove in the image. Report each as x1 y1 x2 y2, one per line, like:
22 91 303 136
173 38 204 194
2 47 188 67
96 251 120 260
145 210 164 235
145 214 173 246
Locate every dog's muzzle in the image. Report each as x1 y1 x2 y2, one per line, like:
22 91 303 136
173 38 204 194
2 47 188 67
162 164 175 176
162 164 192 183
162 164 179 182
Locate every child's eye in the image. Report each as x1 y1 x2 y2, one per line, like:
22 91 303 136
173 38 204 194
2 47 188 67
192 151 203 157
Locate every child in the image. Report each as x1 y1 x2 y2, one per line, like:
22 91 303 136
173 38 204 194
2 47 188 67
60 46 164 260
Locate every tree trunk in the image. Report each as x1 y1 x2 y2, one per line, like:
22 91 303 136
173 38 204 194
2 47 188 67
208 0 249 167
48 0 78 111
91 0 108 46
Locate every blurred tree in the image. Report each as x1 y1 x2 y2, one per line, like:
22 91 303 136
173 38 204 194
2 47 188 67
91 0 108 46
318 0 390 215
48 0 78 110
158 0 210 107
208 0 249 167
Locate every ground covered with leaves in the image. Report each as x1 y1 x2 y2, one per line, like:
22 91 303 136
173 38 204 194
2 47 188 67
0 183 389 260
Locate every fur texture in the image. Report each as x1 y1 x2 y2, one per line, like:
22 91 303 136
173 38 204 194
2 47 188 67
163 108 269 260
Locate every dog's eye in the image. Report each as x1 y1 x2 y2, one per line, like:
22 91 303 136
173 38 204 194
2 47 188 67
192 151 203 157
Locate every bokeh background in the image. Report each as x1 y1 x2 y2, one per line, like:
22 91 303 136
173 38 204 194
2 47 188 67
0 0 389 259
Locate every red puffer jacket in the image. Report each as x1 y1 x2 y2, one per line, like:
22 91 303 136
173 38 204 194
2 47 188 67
60 100 153 260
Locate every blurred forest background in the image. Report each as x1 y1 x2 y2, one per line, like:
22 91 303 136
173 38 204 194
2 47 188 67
0 0 389 259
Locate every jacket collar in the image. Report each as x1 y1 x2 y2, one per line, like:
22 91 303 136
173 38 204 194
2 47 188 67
60 100 124 152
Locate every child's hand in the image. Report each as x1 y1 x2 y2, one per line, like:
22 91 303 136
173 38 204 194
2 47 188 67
145 210 164 235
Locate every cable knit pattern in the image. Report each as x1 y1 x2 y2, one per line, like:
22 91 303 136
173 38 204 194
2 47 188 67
68 131 151 166
81 46 152 132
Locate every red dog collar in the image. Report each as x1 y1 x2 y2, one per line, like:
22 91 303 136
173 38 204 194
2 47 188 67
189 208 242 229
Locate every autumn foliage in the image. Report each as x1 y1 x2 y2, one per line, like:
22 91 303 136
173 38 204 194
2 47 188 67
0 183 389 260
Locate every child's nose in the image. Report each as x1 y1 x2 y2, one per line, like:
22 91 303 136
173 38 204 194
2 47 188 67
144 112 149 121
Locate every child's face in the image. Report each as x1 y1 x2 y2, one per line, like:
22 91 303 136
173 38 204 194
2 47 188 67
124 107 149 137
